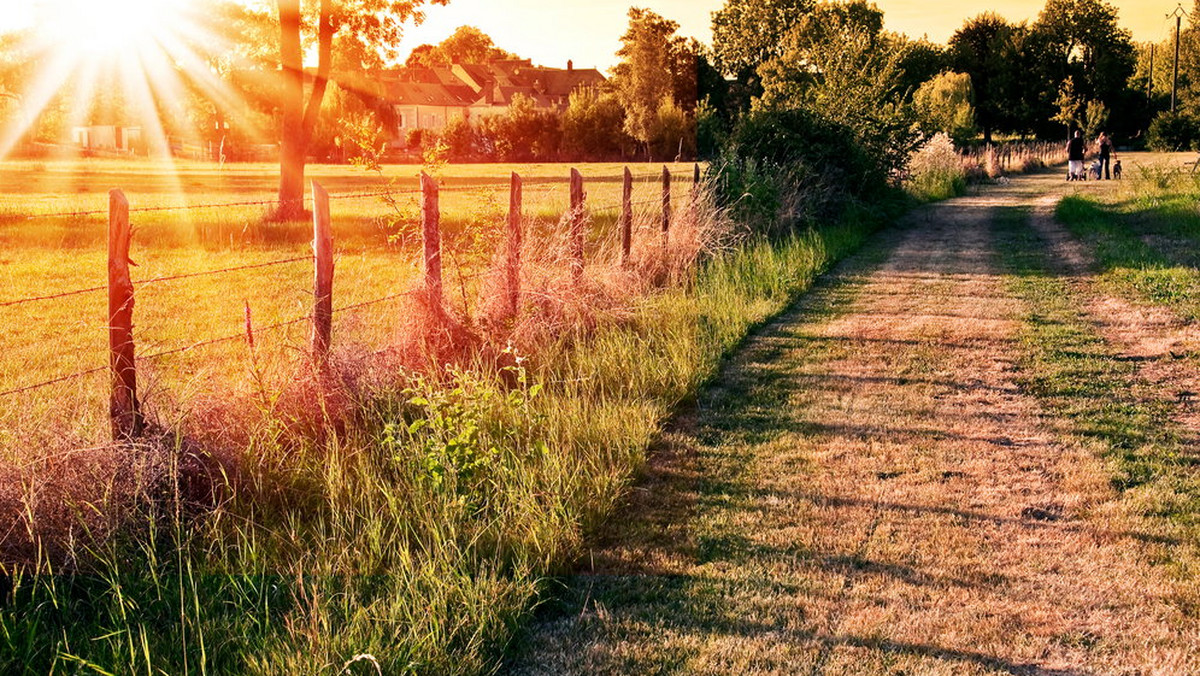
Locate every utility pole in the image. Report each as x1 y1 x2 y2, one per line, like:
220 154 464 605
1149 43 1156 103
1170 4 1187 112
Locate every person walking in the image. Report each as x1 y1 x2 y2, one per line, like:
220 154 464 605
1097 132 1114 180
1067 130 1086 181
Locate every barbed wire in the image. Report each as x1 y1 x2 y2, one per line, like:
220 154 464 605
0 365 108 398
2 190 685 310
131 256 310 288
0 289 424 397
13 173 703 221
0 255 310 309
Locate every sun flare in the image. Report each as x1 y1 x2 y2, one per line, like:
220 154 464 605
38 0 191 61
0 0 264 162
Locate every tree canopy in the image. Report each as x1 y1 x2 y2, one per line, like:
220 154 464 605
711 0 813 76
611 8 695 159
404 26 516 67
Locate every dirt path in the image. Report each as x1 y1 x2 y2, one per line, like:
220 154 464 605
505 168 1200 675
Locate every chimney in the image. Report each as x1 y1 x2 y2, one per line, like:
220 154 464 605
567 60 573 72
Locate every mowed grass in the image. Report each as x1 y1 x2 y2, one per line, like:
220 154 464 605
0 160 697 455
996 207 1200 605
1054 161 1200 319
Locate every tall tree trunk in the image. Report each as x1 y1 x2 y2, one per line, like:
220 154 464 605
277 0 305 220
303 1 334 141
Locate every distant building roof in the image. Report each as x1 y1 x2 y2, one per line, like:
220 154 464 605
383 81 476 107
361 59 606 110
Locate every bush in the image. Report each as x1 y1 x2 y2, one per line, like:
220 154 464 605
907 132 967 201
715 107 895 235
1148 111 1200 152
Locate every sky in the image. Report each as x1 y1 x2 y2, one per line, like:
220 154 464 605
0 0 1185 73
394 0 1183 73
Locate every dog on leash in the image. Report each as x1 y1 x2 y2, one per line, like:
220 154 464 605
1089 159 1103 180
1113 159 1122 180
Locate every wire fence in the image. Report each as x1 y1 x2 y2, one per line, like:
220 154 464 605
0 166 703 406
14 176 700 221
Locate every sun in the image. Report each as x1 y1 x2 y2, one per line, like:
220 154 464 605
37 0 191 60
0 0 267 161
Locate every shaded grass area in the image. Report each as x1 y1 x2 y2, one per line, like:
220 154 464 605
0 208 887 674
994 207 1200 600
1055 192 1200 320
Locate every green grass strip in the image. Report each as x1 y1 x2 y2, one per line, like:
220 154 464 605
1055 195 1200 319
994 206 1200 600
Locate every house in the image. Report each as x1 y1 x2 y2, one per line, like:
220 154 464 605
337 59 606 145
71 125 144 154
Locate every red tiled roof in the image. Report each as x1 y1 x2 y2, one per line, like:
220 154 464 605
384 81 476 107
371 60 606 108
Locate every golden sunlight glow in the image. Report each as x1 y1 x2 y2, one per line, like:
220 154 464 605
39 0 189 61
0 0 266 166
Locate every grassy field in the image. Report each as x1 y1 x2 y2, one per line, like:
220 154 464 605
0 159 699 248
0 160 699 456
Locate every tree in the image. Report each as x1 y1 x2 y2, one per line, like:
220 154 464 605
1033 0 1135 111
0 30 34 150
274 0 446 220
478 94 561 162
895 38 949 98
757 1 918 176
561 89 630 161
1083 98 1109 136
949 13 1018 143
1051 75 1084 136
611 8 691 160
711 0 814 76
404 25 516 67
647 98 694 161
913 72 977 145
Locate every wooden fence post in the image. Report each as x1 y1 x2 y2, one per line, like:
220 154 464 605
108 189 142 442
506 172 522 316
311 180 333 365
693 163 700 187
661 165 672 242
421 172 443 308
570 168 585 282
620 166 633 267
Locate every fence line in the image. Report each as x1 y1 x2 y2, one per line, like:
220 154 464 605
1 163 702 441
0 197 663 311
14 173 699 221
0 256 311 309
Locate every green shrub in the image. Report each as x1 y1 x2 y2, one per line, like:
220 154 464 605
714 107 895 235
1148 111 1199 152
907 132 967 201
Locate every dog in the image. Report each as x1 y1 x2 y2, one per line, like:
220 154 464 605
1089 159 1103 180
1113 160 1122 180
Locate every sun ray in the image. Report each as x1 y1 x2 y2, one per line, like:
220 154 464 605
0 0 274 170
